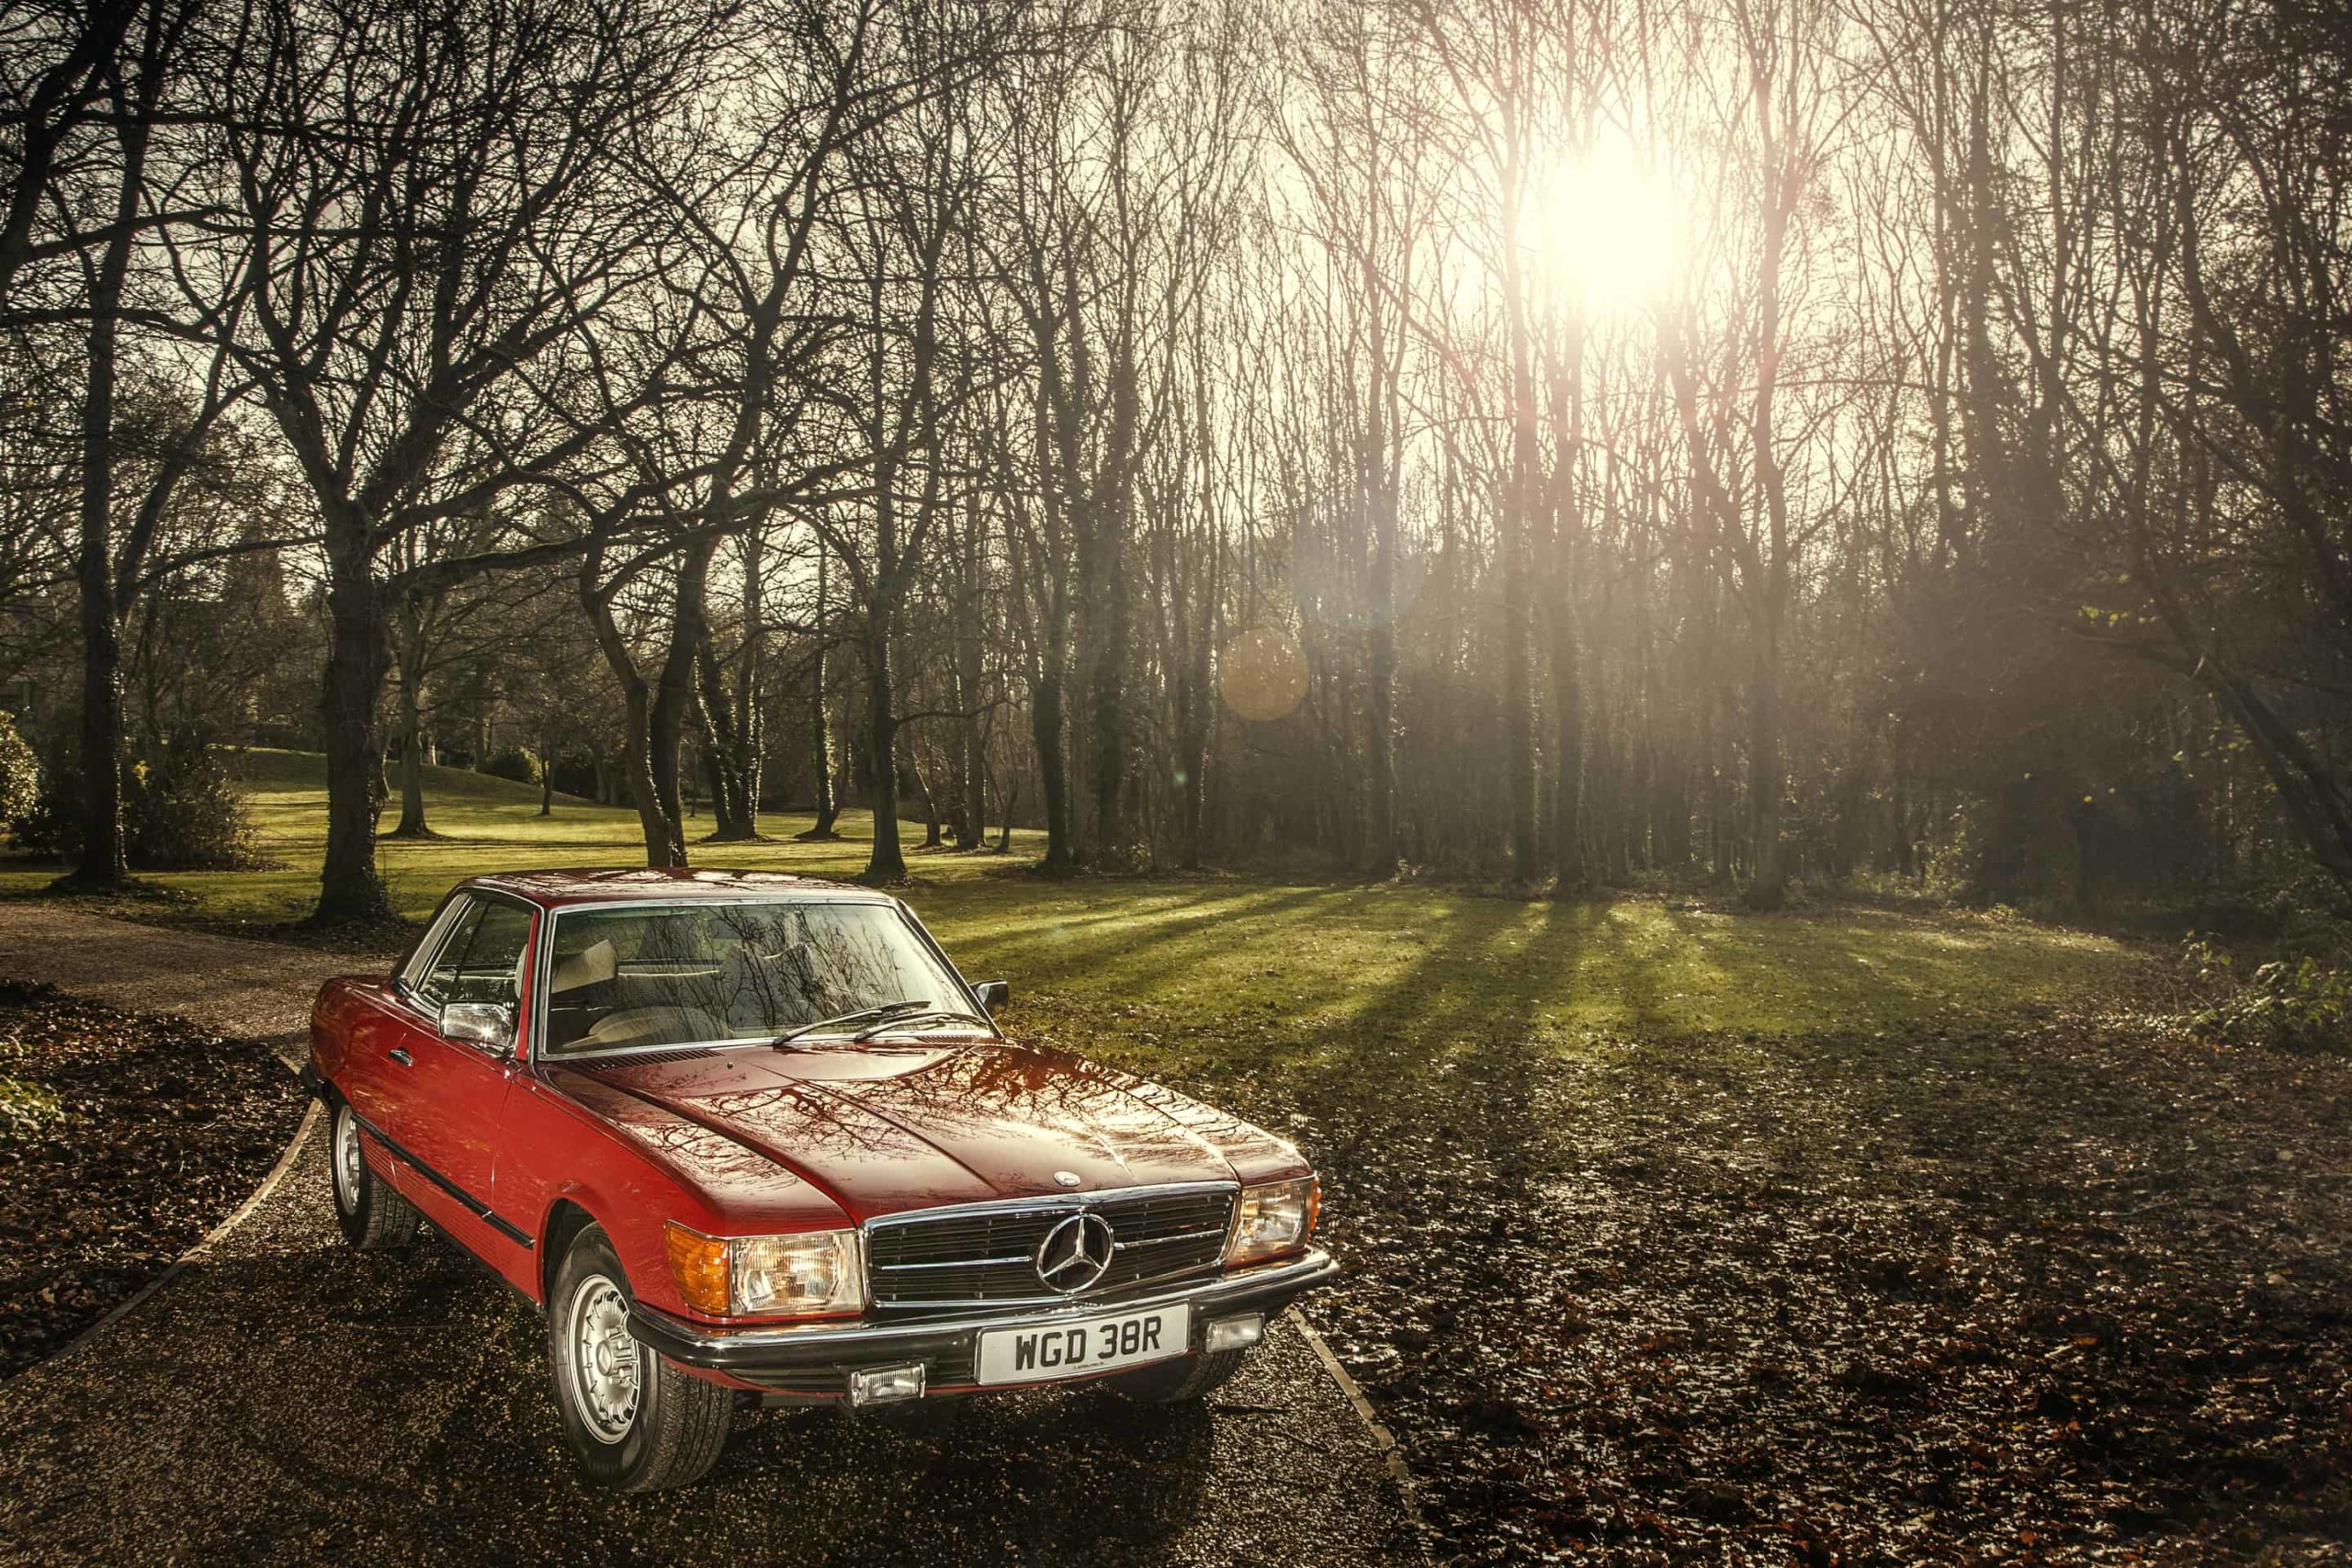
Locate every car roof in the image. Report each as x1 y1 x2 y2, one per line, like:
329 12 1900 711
461 866 885 910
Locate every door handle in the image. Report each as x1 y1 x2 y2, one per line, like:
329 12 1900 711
388 1047 413 1066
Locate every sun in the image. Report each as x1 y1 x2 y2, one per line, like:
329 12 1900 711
1525 138 1679 314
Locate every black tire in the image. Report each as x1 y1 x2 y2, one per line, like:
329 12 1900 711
547 1224 732 1491
1110 1348 1247 1404
329 1100 420 1249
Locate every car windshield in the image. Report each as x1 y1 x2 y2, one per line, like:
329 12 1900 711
541 901 984 1054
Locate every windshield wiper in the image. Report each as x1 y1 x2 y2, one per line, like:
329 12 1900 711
771 1000 932 1045
851 1007 991 1042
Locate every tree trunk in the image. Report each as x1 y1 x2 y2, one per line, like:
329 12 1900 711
956 502 987 851
735 529 764 834
1549 598 1584 895
1746 622 1788 909
59 88 143 893
66 359 127 888
960 715 987 852
695 529 763 842
1034 666 1075 874
695 638 757 841
862 610 905 883
1364 260 1398 877
616 676 668 862
582 552 683 869
804 677 840 839
640 536 716 868
1706 684 1733 884
67 525 127 888
799 550 841 840
392 682 429 837
1500 137 1540 884
389 607 432 838
1174 652 1210 874
914 746 943 849
313 535 394 924
1081 498 1130 866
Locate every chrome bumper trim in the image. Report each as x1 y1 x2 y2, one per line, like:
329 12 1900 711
626 1247 1338 1378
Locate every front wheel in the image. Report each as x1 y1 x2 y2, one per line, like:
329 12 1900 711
1110 1347 1247 1404
329 1100 419 1249
547 1224 732 1490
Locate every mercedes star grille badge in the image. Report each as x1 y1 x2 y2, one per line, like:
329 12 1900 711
1033 1212 1116 1293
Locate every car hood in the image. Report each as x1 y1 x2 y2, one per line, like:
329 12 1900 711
547 1039 1306 1224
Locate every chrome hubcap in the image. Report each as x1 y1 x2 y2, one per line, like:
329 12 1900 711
568 1274 639 1443
333 1109 361 1210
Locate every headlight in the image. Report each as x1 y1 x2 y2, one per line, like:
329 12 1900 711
1225 1176 1320 1267
663 1223 866 1318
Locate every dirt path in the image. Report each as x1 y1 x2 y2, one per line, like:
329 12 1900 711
0 905 1418 1566
0 903 397 1066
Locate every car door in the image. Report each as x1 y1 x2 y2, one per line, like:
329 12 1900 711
336 894 471 1154
387 892 536 1258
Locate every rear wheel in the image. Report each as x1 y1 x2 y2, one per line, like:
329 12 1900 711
329 1100 419 1249
547 1224 732 1491
1110 1347 1246 1404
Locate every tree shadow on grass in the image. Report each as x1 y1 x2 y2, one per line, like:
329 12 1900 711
1335 931 2352 1564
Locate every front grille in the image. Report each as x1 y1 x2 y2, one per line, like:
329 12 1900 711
865 1185 1236 1312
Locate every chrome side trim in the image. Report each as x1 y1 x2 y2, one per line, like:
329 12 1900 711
345 1107 534 1249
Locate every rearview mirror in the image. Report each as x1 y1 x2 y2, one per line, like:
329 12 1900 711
972 980 1010 1012
440 1000 516 1058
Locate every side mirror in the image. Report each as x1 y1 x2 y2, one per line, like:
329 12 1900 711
440 1000 517 1059
972 979 1010 1012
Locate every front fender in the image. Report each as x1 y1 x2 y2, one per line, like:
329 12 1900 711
504 1072 849 1324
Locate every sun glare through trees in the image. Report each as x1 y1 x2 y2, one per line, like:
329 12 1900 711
1525 137 1679 315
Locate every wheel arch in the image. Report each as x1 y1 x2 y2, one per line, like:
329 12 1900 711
540 1197 601 1305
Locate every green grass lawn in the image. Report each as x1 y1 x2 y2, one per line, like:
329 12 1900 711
0 749 2148 1090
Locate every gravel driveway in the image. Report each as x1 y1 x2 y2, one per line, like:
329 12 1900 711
0 904 393 1066
0 907 1417 1566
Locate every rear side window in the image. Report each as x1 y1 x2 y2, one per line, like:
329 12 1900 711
413 897 530 1010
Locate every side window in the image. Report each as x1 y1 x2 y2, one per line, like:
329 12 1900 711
420 897 531 1010
410 901 485 1010
399 897 474 998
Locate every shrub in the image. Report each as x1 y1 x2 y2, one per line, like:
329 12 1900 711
122 739 261 871
548 746 600 800
0 712 37 827
2183 933 2352 1055
480 745 542 785
8 737 76 856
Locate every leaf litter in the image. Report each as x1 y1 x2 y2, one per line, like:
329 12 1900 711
0 978 300 1378
1288 998 2351 1564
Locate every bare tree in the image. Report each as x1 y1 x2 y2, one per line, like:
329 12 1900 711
193 0 716 920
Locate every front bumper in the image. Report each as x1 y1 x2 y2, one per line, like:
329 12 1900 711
627 1247 1339 1399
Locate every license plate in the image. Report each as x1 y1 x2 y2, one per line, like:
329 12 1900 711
974 1303 1191 1386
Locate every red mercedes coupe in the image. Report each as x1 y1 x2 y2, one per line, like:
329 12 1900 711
302 869 1333 1489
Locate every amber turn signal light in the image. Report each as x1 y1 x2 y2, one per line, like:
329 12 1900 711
663 1222 731 1316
